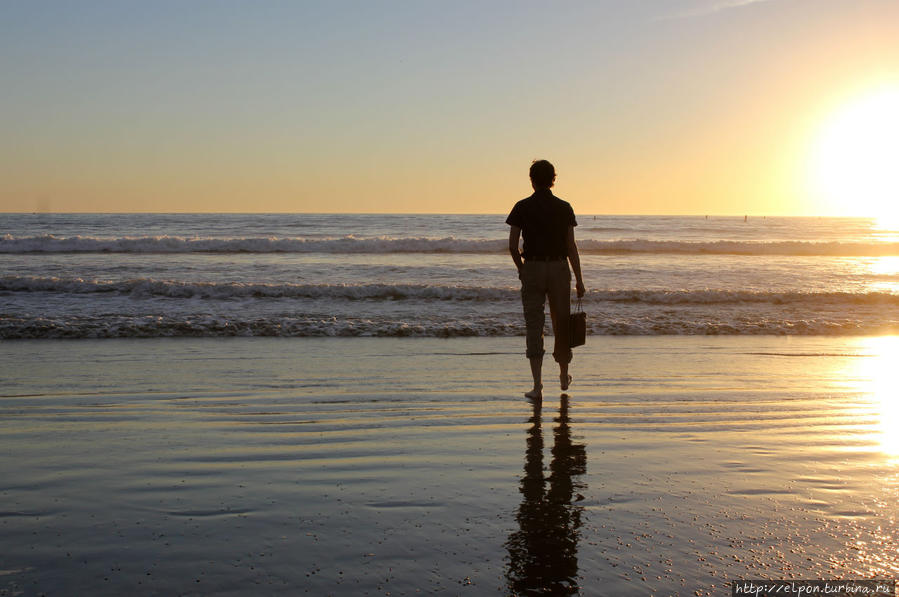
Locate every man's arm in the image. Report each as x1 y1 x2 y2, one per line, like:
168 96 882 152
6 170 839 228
566 226 586 298
509 226 523 274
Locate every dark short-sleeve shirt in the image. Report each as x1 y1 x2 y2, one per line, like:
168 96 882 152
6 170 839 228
506 189 577 259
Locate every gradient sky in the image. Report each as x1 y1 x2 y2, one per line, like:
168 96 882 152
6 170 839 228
2 0 897 214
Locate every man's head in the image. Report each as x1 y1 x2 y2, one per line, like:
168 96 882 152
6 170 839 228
529 160 556 189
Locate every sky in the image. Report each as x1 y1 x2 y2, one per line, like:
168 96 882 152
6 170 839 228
1 0 897 215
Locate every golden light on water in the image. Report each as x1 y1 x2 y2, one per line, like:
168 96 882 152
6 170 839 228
806 84 899 221
865 256 899 294
868 257 899 277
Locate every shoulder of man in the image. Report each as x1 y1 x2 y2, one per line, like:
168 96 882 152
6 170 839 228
553 195 578 225
506 195 534 226
550 194 574 211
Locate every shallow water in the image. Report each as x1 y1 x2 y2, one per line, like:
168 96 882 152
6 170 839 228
1 336 898 595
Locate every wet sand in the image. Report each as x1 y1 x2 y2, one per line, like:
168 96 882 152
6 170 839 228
2 336 898 595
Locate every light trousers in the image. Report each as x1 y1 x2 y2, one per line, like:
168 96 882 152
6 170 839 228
519 260 572 364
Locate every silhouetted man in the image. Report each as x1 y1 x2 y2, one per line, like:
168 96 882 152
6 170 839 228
507 160 586 399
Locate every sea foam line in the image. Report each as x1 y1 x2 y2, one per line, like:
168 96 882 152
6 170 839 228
0 235 504 254
4 235 899 256
2 313 898 339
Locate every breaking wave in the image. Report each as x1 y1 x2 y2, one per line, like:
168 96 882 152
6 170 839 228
4 235 899 256
4 276 899 306
2 313 897 339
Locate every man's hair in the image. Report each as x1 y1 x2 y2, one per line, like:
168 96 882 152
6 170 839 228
529 160 556 188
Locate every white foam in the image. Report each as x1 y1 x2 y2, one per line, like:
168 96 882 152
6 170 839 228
4 234 899 256
2 312 896 339
5 276 899 307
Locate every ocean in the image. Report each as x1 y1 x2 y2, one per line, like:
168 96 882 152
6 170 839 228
2 213 899 339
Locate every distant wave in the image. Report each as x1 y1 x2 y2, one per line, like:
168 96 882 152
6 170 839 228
5 235 899 256
5 276 899 307
0 234 505 254
589 239 899 256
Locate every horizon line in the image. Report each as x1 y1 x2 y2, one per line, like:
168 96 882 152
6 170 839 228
0 211 874 219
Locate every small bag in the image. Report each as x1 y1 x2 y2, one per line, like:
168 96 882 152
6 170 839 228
569 298 586 348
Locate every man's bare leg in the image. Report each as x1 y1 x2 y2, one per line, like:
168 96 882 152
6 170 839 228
560 361 571 391
525 356 543 399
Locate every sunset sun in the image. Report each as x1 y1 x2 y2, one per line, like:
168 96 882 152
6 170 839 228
807 84 899 224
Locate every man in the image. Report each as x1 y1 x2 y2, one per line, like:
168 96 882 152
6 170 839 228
507 160 586 400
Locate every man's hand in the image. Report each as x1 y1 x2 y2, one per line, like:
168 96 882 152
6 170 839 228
575 280 586 298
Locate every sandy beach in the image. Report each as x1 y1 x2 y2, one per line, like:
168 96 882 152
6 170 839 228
1 336 897 595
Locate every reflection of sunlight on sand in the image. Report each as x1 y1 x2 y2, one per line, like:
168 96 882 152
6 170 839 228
819 336 899 578
851 336 899 462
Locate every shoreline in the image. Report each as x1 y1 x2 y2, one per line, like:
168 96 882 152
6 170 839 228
2 336 898 595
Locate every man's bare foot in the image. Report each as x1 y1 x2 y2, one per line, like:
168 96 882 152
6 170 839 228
561 374 572 391
524 385 542 400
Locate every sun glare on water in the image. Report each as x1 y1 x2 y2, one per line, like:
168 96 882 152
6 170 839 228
807 84 899 225
852 336 899 462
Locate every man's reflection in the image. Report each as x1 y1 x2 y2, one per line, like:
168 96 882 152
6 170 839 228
506 395 587 595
